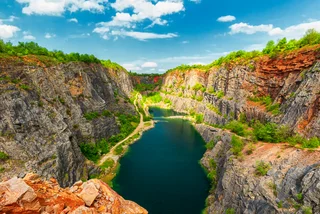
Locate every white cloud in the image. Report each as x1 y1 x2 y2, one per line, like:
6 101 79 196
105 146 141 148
122 63 142 71
268 21 320 39
217 15 236 22
110 30 178 41
229 20 320 40
0 24 20 39
93 0 184 40
229 22 273 35
68 18 78 23
142 62 158 68
244 43 265 51
182 40 189 44
23 31 36 40
158 68 166 72
16 0 108 16
0 15 19 23
45 33 56 39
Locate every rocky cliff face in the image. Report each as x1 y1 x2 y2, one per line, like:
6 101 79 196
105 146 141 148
0 173 147 213
162 46 320 137
159 46 320 213
196 124 320 214
0 57 135 187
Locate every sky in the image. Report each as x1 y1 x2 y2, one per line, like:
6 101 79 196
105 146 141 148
1 0 320 74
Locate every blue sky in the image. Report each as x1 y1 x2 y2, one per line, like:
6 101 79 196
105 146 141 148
1 0 320 73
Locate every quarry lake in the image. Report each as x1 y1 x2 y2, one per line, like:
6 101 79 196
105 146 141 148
113 107 210 214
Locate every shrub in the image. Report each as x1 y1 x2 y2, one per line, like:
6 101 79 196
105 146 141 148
0 151 9 160
164 98 172 105
102 110 112 117
253 122 278 143
296 193 303 201
196 96 204 101
225 121 247 136
114 145 124 155
230 135 244 156
206 140 215 150
302 206 313 214
216 91 224 99
255 160 271 176
84 111 100 120
195 113 204 124
302 137 320 149
79 143 100 163
146 92 162 103
192 83 205 91
225 208 235 214
19 84 30 90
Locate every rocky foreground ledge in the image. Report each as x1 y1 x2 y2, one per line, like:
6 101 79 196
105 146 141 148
0 173 148 214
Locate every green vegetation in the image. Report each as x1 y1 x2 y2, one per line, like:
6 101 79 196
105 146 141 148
0 151 9 160
225 120 248 137
277 201 283 208
100 158 115 170
255 160 271 176
206 104 222 115
253 122 290 143
302 206 313 214
230 135 244 156
80 113 139 162
225 208 235 214
206 140 215 150
192 83 206 92
144 92 162 103
101 60 126 71
248 95 280 115
84 111 100 120
0 41 100 63
296 193 303 201
194 113 204 124
19 84 31 90
114 145 124 155
164 98 172 105
302 137 320 149
166 29 320 74
135 83 157 92
206 158 218 192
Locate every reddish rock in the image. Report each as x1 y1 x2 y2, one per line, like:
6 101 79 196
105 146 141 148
0 173 148 214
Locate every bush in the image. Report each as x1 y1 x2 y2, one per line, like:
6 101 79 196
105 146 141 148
79 143 100 163
230 135 244 156
19 84 30 90
84 111 100 120
253 122 278 143
146 92 162 103
114 145 124 155
0 151 9 160
302 137 320 149
206 140 215 150
195 113 204 124
102 110 112 117
192 83 205 91
225 121 247 136
216 91 224 99
302 206 313 214
255 160 271 176
100 158 114 170
225 208 235 214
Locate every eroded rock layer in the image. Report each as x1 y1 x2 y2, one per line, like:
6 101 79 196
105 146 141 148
0 173 147 214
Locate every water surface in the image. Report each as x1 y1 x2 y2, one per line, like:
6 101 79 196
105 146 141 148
113 107 209 214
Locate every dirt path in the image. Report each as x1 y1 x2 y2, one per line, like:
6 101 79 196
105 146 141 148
98 93 144 165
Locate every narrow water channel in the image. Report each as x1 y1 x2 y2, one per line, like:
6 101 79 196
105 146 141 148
113 107 210 214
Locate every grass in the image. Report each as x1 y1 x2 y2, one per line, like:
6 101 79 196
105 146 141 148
255 160 271 176
225 208 235 214
225 120 248 137
194 113 204 124
100 158 115 170
302 206 313 214
114 145 124 155
248 95 280 115
0 151 9 160
84 111 100 121
206 104 222 115
19 84 30 90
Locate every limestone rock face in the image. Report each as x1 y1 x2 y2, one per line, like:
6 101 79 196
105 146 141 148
0 173 148 214
195 124 320 214
162 46 320 137
0 60 135 186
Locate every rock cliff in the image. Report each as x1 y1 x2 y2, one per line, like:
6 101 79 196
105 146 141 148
0 173 147 213
0 57 136 187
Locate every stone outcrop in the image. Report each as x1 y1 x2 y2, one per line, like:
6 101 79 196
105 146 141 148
196 124 320 214
0 58 136 186
0 173 148 213
162 45 320 137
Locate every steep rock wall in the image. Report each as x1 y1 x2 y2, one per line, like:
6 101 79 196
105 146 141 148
0 59 135 187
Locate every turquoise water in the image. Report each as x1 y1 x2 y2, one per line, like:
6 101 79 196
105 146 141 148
113 107 210 214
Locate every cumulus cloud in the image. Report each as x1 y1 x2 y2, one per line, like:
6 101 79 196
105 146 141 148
68 18 78 23
217 15 236 22
15 0 108 16
189 0 201 3
229 22 273 34
93 0 183 40
0 24 20 39
23 31 36 40
182 40 189 44
229 20 320 39
110 30 178 41
45 33 56 39
122 63 142 71
142 62 158 68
